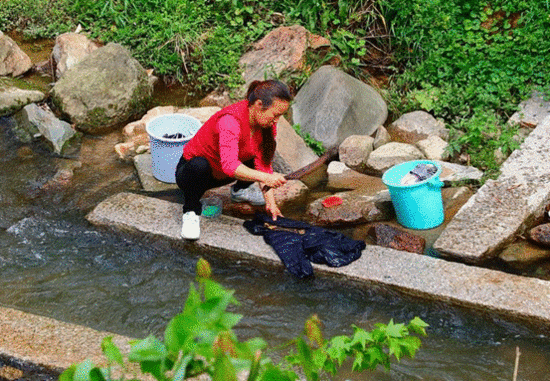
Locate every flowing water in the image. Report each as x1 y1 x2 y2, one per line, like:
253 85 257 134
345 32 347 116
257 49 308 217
2 36 550 380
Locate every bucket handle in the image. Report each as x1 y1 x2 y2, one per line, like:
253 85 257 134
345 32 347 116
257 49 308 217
428 178 444 188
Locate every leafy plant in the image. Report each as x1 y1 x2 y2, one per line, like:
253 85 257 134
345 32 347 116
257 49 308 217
445 109 522 179
382 0 549 174
59 258 427 381
292 124 326 156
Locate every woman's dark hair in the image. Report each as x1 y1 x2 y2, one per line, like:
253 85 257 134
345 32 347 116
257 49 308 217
246 79 292 108
246 80 292 166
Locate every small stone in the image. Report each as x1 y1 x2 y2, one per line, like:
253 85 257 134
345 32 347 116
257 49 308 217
499 240 550 264
0 365 24 380
529 223 550 248
16 146 35 159
368 223 426 254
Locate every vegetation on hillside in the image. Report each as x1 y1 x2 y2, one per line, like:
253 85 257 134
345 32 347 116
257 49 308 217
1 0 549 177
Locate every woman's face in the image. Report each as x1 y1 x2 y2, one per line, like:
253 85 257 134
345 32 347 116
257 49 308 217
251 98 290 128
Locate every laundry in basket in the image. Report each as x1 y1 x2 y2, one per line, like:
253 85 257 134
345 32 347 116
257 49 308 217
400 163 438 185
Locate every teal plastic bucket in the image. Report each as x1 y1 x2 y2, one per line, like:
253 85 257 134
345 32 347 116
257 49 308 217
146 114 201 183
382 160 444 230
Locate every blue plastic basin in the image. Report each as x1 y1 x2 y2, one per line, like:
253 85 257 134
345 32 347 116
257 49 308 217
146 114 201 183
382 160 444 230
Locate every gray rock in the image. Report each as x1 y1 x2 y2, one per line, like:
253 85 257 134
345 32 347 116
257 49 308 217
14 103 76 153
416 135 449 161
199 89 232 108
338 135 374 172
0 86 45 117
434 115 550 263
51 32 99 80
372 125 391 149
51 43 154 134
291 65 387 147
388 110 449 144
365 142 425 175
40 159 82 190
0 31 32 76
274 116 319 175
509 91 550 128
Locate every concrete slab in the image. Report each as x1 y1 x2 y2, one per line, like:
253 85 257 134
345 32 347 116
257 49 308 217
86 192 550 332
434 116 550 263
0 306 132 372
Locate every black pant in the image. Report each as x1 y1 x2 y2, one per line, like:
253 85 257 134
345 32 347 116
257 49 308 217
175 156 254 214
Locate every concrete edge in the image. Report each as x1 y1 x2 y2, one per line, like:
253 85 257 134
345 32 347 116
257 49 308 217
0 305 133 372
85 192 550 333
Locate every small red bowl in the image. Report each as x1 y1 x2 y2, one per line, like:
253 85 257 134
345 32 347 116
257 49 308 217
322 195 343 208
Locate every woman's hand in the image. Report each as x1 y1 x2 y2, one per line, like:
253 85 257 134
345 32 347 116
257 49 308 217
263 187 283 220
263 172 287 188
266 199 283 221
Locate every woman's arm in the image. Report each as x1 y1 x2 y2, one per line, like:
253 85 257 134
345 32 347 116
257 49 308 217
233 164 287 188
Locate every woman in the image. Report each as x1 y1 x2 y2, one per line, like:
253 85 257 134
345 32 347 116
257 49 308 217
176 80 292 240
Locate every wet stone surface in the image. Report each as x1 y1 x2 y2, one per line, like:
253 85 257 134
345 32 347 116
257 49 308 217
367 223 426 254
0 355 59 381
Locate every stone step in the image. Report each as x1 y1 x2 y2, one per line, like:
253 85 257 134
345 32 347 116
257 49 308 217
433 115 550 263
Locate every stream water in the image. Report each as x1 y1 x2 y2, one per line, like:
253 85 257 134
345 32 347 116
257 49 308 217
2 35 550 380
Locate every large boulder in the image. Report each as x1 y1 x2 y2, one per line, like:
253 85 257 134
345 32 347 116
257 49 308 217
0 31 32 77
273 116 319 175
51 32 99 80
51 43 154 134
291 65 387 148
238 25 329 96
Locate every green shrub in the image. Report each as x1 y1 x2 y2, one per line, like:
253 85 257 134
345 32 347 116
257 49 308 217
383 0 549 175
60 258 427 381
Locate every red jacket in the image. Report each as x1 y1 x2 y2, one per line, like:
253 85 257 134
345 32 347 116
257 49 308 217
183 100 275 179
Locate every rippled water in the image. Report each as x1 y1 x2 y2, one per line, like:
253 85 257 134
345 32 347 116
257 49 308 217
1 120 550 380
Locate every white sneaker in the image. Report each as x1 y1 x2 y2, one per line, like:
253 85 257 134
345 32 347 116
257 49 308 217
181 211 200 240
230 183 266 206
